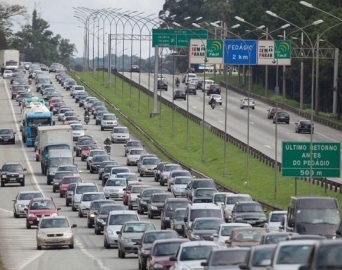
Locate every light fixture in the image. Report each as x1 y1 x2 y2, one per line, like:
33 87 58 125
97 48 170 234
231 24 240 29
195 17 203 21
210 22 220 28
312 19 323 25
192 23 201 28
281 23 290 29
170 14 177 19
300 1 313 8
173 22 181 27
257 25 265 29
184 16 191 20
213 20 221 24
266 10 278 17
235 16 245 22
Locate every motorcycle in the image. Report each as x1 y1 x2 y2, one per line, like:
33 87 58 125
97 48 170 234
175 81 180 87
210 101 216 110
84 115 90 124
28 78 32 85
104 144 111 154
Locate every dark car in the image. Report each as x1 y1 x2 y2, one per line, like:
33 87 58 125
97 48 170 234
157 79 168 91
171 208 186 236
52 171 74 193
17 92 32 105
90 155 111 174
129 65 140 73
202 247 249 269
98 160 118 180
185 178 216 202
1 163 27 187
148 239 189 270
75 92 88 103
0 129 16 144
239 244 277 270
187 217 225 241
94 203 126 235
154 162 168 182
86 199 110 228
95 111 108 125
186 83 197 95
137 230 180 270
173 90 186 100
295 120 314 134
192 188 218 203
65 183 77 206
101 165 120 185
160 198 189 230
136 188 164 215
147 193 174 219
231 201 267 227
259 232 296 245
207 84 221 95
267 107 281 119
111 66 118 72
273 110 290 124
75 135 95 157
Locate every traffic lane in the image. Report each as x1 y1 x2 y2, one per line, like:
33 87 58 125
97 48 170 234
19 73 167 269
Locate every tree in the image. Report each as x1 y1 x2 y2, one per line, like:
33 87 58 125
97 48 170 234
58 38 77 67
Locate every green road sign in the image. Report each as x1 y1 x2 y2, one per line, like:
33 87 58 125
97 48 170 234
152 29 208 48
282 142 341 177
275 40 291 59
206 40 223 58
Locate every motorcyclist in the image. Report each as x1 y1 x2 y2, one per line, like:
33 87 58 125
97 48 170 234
209 96 216 106
175 77 180 85
84 110 90 117
104 137 111 145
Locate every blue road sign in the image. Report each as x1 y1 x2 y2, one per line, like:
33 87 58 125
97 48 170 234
223 40 257 65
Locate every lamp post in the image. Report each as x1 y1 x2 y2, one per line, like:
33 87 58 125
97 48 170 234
300 1 342 115
266 10 319 195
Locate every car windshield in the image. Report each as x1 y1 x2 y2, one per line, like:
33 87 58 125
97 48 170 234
40 218 69 228
152 194 171 202
296 209 340 225
276 245 313 264
103 115 116 120
180 245 213 261
211 250 248 266
153 242 182 256
71 125 83 130
142 158 159 165
90 201 108 210
174 209 186 220
82 194 105 201
79 139 94 145
18 192 43 200
129 149 146 155
131 186 146 193
142 189 163 197
164 165 180 171
193 219 224 230
270 213 286 222
300 120 311 125
76 186 97 194
174 177 191 185
109 214 138 225
252 247 276 266
114 128 128 133
93 156 110 162
172 172 191 178
106 179 126 187
226 196 252 204
314 245 342 268
58 166 78 173
195 189 217 197
2 164 23 172
61 177 81 184
111 168 129 174
264 235 288 244
192 180 215 189
30 200 55 210
104 166 116 173
213 194 227 203
90 151 105 156
235 204 263 212
166 202 189 211
220 226 246 236
0 129 13 135
233 231 264 242
190 209 222 221
123 223 155 232
99 205 126 214
144 231 179 243
117 174 137 181
49 157 72 167
67 184 76 191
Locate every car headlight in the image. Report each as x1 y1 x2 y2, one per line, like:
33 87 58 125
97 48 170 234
1 175 6 179
174 224 182 229
90 214 95 217
153 263 164 269
191 233 201 240
123 237 131 243
28 213 36 218
141 201 147 205
64 232 73 237
164 217 170 220
150 206 157 210
74 198 81 203
17 204 25 208
38 232 46 237
18 174 23 178
50 213 58 217
97 218 104 224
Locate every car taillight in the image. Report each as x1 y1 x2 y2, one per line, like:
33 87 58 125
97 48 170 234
298 125 301 128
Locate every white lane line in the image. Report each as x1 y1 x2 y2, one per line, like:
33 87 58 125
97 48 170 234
263 145 272 149
3 79 44 195
75 239 109 270
218 121 224 123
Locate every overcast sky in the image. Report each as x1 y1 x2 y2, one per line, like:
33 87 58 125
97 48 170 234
5 0 165 59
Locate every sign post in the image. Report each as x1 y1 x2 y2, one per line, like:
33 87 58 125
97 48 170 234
282 142 341 177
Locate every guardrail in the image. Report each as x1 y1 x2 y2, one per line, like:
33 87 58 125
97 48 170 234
69 70 342 209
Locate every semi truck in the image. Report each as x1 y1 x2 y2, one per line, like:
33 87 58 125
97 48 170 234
21 103 54 147
37 126 73 179
0 50 20 73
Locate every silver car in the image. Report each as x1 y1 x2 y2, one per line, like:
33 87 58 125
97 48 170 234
171 176 192 197
138 157 159 177
13 191 43 218
117 221 156 258
111 126 130 143
126 148 147 166
78 192 106 217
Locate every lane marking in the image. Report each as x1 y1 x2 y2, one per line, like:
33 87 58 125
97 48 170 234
263 145 272 149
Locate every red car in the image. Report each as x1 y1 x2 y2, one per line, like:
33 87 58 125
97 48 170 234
81 145 98 161
148 239 189 269
64 116 79 125
59 176 82 198
25 197 60 229
49 97 63 110
123 181 146 205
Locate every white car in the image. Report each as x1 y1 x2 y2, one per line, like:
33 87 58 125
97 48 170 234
111 126 130 143
78 192 105 218
264 210 287 232
128 185 150 210
126 148 147 166
203 79 214 91
101 113 118 131
13 191 43 218
171 176 192 197
240 97 255 109
103 178 126 200
209 94 222 105
3 69 13 78
71 85 86 97
70 123 86 141
212 223 252 247
169 241 218 270
58 107 72 121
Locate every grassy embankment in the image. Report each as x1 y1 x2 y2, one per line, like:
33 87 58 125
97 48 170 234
70 71 342 211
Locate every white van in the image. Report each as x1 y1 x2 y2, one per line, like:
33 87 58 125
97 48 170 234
203 79 215 92
185 73 197 85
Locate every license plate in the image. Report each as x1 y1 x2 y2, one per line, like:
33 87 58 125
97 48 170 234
10 178 16 180
51 239 60 243
4 139 8 141
247 221 255 224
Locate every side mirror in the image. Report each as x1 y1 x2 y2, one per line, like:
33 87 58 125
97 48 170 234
137 195 141 198
259 259 271 267
71 224 77 228
13 132 16 135
93 211 98 215
12 199 16 202
225 239 232 245
23 168 27 171
184 217 188 222
212 233 218 238
298 266 308 270
169 256 177 262
53 121 55 125
123 188 126 191
201 262 208 267
239 264 249 270
116 231 122 235
57 207 61 210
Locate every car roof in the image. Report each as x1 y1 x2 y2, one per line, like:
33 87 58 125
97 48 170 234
180 241 217 247
31 197 53 202
235 201 260 205
116 172 136 175
193 217 223 222
153 239 189 245
188 203 221 209
232 227 266 232
76 182 96 186
278 240 319 246
270 210 287 214
219 223 252 228
108 210 137 216
18 190 42 194
41 215 69 220
165 198 189 202
82 192 104 195
226 193 251 197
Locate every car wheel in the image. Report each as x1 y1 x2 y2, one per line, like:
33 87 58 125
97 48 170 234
240 106 243 109
21 181 25 187
69 244 74 249
37 245 41 250
98 174 101 180
95 228 101 235
160 181 164 186
72 205 76 211
76 152 80 157
286 121 289 124
78 211 83 218
53 188 56 193
86 163 90 170
312 130 314 134
59 193 62 198
81 156 84 161
101 126 104 131
128 204 133 210
140 172 143 177
66 200 69 207
90 167 93 174
26 221 31 229
120 249 126 258
87 222 92 228
14 211 19 218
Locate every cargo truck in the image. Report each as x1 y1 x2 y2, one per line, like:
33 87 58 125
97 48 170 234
37 126 73 178
21 102 54 146
0 50 20 73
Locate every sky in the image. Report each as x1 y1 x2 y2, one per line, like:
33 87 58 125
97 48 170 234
4 0 165 59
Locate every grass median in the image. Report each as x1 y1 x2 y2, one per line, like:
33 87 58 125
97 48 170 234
71 71 342 211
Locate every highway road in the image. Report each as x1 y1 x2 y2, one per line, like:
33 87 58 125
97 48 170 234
0 73 167 270
122 72 342 183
